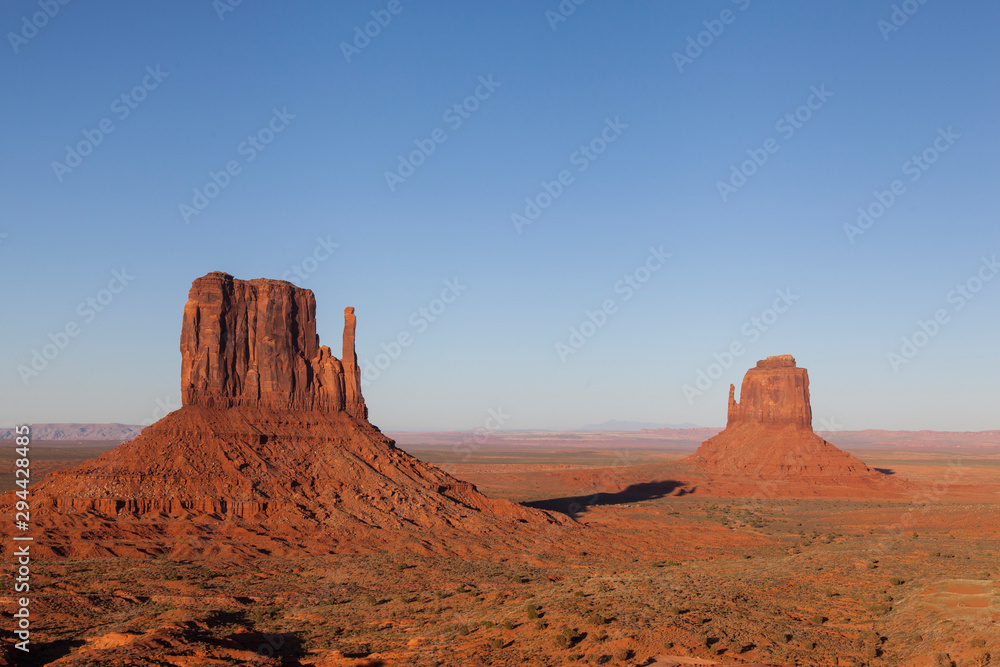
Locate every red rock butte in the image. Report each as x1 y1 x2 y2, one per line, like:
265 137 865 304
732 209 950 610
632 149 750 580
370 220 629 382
686 355 907 495
16 272 563 558
726 354 811 429
180 271 366 417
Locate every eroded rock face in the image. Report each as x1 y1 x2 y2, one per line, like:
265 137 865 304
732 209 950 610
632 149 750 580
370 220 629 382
726 354 812 429
180 272 366 419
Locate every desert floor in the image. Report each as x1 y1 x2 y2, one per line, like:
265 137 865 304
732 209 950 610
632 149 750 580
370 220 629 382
1 435 998 667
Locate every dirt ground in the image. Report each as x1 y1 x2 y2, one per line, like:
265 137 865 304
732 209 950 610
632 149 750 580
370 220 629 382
1 436 997 666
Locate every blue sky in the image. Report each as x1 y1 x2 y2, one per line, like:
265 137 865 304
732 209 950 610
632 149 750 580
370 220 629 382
2 1 998 431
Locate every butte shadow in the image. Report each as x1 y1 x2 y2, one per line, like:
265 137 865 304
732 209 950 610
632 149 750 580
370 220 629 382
525 480 689 516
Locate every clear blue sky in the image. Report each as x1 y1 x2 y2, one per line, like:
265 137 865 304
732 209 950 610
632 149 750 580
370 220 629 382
2 1 998 431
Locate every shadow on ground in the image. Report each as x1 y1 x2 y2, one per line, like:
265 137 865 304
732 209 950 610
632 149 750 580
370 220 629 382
524 480 688 516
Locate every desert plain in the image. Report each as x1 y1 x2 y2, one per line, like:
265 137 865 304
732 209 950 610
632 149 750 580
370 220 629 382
2 428 998 667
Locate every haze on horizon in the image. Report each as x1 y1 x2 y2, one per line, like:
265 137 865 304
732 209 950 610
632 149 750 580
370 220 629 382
1 2 998 432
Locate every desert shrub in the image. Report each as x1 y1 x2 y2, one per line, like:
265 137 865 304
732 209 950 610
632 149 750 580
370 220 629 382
811 614 826 625
588 613 607 625
973 650 991 667
573 591 586 598
663 641 673 649
503 620 514 630
614 648 633 661
364 594 377 604
491 638 504 649
554 634 570 649
889 577 905 586
970 638 987 648
456 624 469 636
868 602 893 616
535 619 546 630
526 604 539 619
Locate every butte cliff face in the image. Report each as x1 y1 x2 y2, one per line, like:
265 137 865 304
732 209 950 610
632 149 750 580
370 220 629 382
20 272 562 558
686 355 903 494
726 354 811 429
180 271 366 418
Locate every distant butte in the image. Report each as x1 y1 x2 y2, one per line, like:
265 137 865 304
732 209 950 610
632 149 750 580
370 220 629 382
726 353 811 429
685 355 907 494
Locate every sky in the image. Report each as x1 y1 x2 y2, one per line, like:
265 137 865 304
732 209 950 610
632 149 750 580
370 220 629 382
1 1 998 432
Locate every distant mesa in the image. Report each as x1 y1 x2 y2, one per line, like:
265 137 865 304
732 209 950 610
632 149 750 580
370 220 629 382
0 423 143 441
19 272 562 558
685 355 906 493
575 420 703 432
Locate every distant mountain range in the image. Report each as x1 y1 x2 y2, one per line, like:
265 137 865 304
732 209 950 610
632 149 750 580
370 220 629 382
0 423 143 441
575 420 703 431
4 422 1000 448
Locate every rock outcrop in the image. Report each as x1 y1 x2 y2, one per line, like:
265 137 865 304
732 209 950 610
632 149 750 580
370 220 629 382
726 354 811 429
686 355 904 494
15 272 562 558
180 272 366 419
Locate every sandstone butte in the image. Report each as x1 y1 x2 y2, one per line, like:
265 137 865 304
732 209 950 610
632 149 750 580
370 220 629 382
14 272 564 559
685 354 906 494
